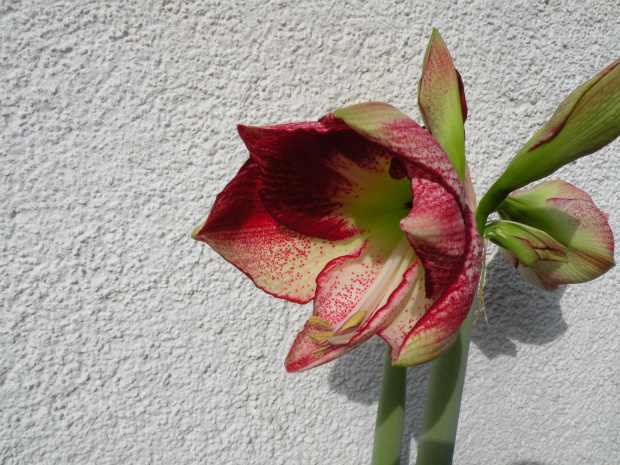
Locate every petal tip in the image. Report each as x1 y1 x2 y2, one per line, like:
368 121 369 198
191 223 204 241
237 124 260 144
428 28 445 45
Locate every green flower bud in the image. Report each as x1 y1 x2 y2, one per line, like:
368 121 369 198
476 58 620 233
485 180 614 290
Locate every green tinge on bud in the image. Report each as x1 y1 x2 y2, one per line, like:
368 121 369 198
484 221 567 268
418 29 467 182
489 180 615 291
476 57 620 233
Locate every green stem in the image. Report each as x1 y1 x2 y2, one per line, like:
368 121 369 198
371 346 407 465
415 305 475 465
475 185 509 236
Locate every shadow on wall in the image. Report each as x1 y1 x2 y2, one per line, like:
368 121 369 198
471 249 568 358
327 336 431 464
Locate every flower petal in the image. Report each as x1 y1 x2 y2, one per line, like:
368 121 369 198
312 228 407 324
192 159 363 303
330 102 466 210
418 29 467 181
528 199 614 285
377 261 435 354
500 180 601 244
390 206 482 366
400 175 466 298
500 248 559 292
285 229 416 372
238 122 412 242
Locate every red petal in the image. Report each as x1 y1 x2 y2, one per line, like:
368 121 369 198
377 260 433 354
285 230 415 372
400 176 466 298
193 159 363 303
238 122 410 242
285 255 422 372
312 229 406 325
391 205 482 365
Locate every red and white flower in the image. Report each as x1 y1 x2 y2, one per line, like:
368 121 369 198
192 101 481 371
193 31 482 372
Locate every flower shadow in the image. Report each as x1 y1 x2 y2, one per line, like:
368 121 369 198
327 336 430 464
471 249 568 359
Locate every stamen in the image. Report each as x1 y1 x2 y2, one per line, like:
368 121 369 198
307 316 331 328
308 331 334 343
334 311 366 335
312 346 331 358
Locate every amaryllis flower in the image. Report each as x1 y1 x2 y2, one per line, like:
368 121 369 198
193 31 481 372
485 180 614 291
193 103 481 372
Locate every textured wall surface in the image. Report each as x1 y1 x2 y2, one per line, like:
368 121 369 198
1 1 619 464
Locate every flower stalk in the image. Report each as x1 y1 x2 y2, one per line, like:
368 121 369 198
371 347 407 465
415 305 475 465
370 302 475 465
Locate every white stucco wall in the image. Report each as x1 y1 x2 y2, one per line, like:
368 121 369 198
1 1 618 464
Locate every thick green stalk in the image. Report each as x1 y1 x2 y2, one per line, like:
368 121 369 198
475 187 509 235
371 347 407 465
415 305 475 465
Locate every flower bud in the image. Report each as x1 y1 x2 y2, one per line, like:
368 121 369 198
476 58 620 233
485 180 614 290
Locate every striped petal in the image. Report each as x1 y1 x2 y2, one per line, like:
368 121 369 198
285 229 416 372
389 205 482 366
400 175 466 298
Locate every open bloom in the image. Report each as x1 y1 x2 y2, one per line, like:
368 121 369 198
193 103 482 371
485 180 614 291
